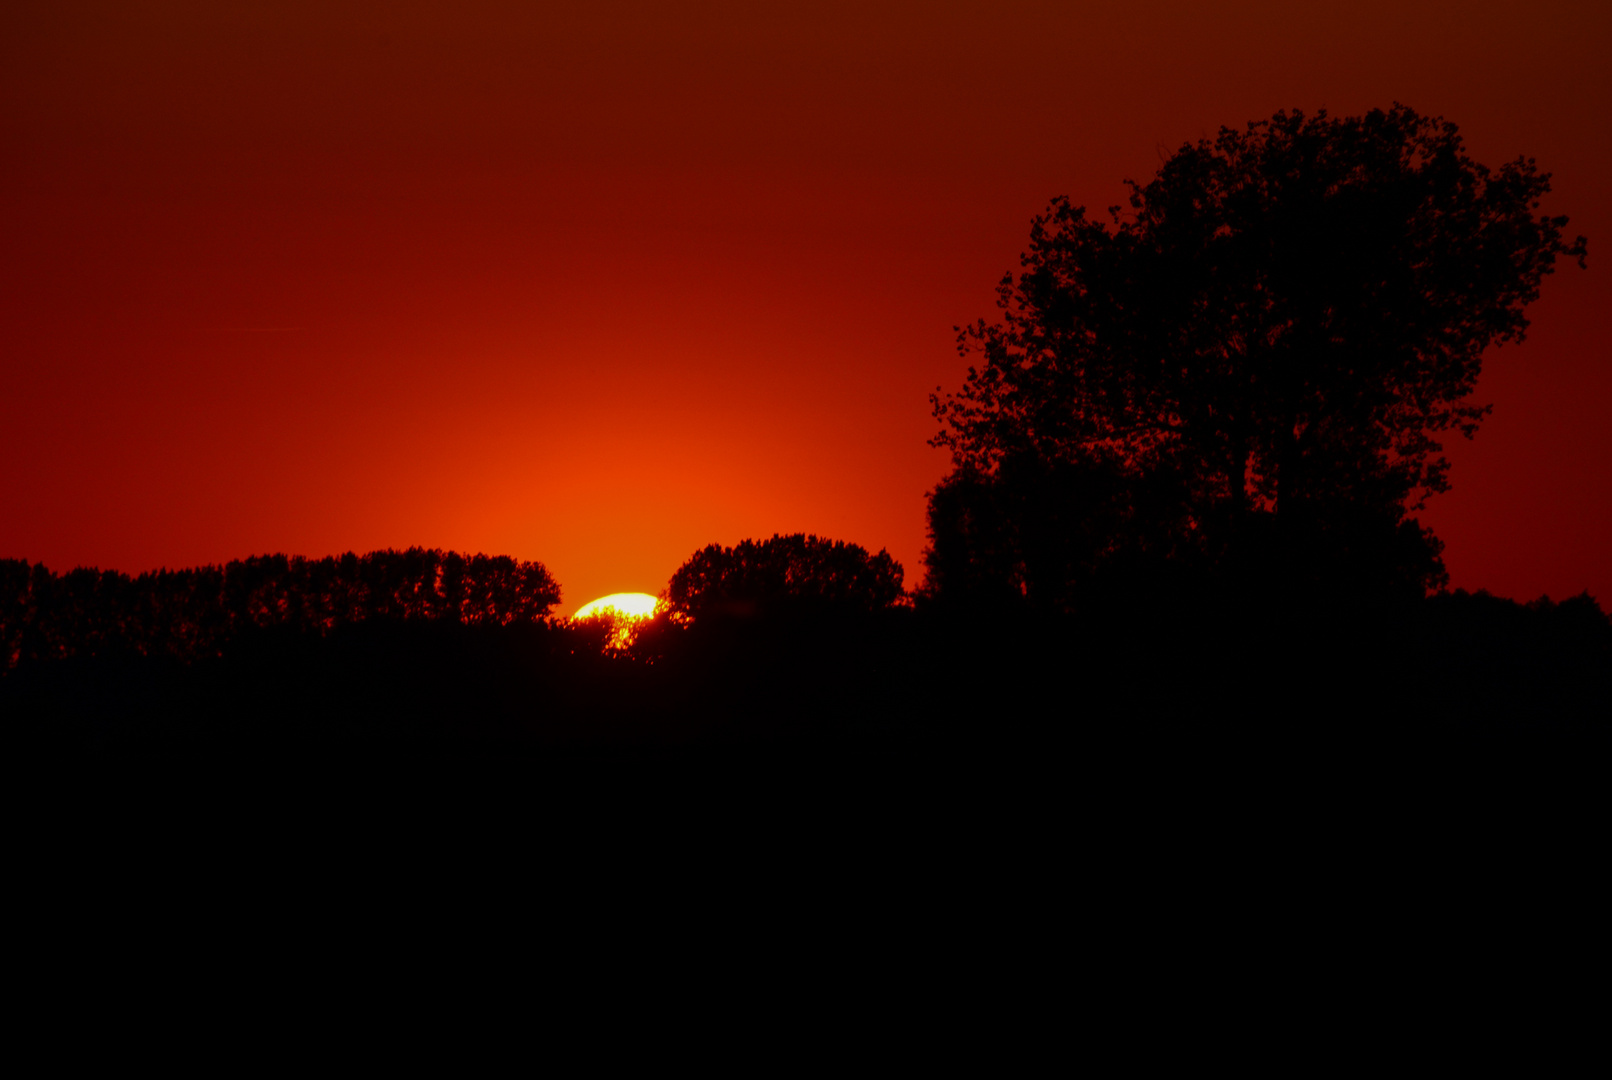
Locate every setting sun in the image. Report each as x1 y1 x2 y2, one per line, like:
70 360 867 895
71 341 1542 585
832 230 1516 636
573 593 661 620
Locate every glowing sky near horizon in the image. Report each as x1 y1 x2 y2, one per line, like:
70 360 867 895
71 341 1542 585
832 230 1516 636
2 1 1607 612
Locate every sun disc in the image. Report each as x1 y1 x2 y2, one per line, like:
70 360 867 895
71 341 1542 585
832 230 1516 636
573 592 660 620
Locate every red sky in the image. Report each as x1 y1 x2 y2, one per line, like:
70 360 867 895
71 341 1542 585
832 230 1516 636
3 1 1608 612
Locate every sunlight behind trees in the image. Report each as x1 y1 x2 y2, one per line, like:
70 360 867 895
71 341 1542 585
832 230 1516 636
574 593 661 620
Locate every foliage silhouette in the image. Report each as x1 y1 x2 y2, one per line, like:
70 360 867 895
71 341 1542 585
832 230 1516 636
0 548 559 670
565 606 658 655
928 105 1587 608
5 566 1605 757
662 533 905 622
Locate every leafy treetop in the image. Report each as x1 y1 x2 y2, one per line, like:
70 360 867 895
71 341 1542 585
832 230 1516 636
663 534 904 621
934 104 1586 518
926 105 1586 604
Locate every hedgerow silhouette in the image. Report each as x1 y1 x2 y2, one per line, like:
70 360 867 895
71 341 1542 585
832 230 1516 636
0 548 559 670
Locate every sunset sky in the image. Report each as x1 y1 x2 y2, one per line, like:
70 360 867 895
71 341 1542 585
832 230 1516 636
3 1 1607 611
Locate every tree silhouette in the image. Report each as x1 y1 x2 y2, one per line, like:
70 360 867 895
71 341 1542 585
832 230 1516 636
663 534 905 622
0 548 561 669
928 105 1587 607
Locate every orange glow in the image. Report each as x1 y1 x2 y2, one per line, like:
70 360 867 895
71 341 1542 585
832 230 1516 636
1 3 1607 606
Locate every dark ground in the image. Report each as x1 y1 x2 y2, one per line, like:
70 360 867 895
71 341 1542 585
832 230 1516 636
6 590 1603 817
8 593 1601 1048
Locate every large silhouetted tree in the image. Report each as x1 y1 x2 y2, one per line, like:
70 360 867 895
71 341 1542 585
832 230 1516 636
927 105 1587 608
664 534 905 622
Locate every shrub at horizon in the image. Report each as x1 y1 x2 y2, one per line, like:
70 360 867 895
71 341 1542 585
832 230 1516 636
0 549 561 669
926 104 1587 610
663 534 905 622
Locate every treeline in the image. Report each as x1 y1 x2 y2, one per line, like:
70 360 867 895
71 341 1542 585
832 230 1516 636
0 549 560 670
1 534 1606 756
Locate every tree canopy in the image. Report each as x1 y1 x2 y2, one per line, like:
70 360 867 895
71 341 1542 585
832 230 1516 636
927 105 1587 607
0 548 560 669
663 534 905 621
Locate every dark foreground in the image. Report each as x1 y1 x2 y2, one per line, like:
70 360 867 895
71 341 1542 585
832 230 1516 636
10 591 1603 1041
8 588 1604 764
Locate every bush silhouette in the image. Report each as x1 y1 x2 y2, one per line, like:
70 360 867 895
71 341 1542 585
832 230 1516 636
663 534 904 622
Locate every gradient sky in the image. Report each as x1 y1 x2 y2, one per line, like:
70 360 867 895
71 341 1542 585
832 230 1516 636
3 1 1608 611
